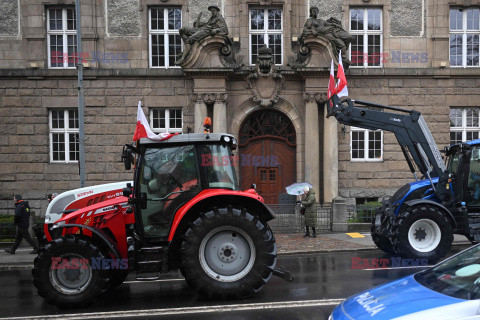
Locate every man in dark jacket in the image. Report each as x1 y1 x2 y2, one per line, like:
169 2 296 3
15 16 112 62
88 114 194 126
4 194 39 254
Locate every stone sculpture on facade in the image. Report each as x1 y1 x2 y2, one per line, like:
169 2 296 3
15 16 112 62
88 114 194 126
176 5 229 65
247 46 284 107
291 6 354 69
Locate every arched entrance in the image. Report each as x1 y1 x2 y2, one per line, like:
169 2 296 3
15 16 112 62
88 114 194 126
239 109 296 204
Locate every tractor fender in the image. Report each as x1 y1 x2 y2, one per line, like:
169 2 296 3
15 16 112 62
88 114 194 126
403 199 457 228
55 224 121 259
168 192 275 242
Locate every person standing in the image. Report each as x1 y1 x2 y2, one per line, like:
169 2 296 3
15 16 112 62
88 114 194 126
4 194 39 254
301 186 318 238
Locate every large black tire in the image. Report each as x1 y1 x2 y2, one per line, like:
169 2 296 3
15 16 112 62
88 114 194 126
107 270 129 291
370 213 395 255
180 206 277 300
391 205 453 264
32 236 110 308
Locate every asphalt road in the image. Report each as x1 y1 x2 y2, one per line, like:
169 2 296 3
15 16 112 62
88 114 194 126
0 247 469 320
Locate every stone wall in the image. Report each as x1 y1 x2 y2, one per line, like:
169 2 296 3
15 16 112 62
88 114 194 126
106 0 141 37
0 73 194 215
0 0 19 37
310 0 343 21
391 0 424 37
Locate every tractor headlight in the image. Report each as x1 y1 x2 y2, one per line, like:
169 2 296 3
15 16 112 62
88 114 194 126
223 136 231 143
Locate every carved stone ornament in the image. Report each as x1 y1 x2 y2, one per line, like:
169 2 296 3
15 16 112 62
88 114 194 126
247 46 284 108
192 93 228 104
304 92 327 104
290 6 354 70
175 6 242 69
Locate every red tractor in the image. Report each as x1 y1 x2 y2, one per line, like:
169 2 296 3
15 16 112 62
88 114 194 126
33 132 291 308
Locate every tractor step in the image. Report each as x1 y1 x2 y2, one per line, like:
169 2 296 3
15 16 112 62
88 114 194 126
135 273 161 281
136 246 169 274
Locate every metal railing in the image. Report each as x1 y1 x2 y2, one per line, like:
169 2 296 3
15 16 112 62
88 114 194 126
267 203 331 233
0 223 16 242
347 204 381 224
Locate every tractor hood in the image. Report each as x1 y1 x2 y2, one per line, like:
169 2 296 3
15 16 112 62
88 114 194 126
54 196 129 226
332 275 465 320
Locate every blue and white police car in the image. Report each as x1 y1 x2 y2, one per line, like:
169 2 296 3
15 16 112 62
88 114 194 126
330 244 480 320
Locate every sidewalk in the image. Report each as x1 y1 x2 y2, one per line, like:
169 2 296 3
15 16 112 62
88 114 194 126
0 233 472 270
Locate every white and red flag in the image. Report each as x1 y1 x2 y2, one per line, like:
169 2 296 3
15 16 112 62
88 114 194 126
133 101 177 141
335 51 348 98
327 59 335 99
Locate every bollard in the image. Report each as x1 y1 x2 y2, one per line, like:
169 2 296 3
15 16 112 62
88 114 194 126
331 197 348 232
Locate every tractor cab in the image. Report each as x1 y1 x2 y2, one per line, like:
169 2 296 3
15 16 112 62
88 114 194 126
125 133 241 239
446 140 480 210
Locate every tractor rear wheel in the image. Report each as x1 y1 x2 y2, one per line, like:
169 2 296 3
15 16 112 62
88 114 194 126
391 205 453 264
32 236 110 308
180 206 277 299
371 212 395 255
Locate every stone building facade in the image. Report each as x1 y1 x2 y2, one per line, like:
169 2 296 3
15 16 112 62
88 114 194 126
1 0 479 215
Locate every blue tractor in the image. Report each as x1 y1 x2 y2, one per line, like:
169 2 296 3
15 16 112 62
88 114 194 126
327 95 479 263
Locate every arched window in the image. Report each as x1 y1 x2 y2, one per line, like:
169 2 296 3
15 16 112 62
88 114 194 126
239 109 295 146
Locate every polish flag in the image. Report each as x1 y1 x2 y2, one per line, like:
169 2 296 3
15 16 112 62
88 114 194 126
327 59 335 99
335 51 348 98
133 101 177 141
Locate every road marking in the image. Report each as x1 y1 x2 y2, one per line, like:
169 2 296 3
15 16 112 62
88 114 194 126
123 278 184 284
0 299 345 320
346 232 365 238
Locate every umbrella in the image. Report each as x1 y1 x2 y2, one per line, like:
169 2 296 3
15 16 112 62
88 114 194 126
285 182 313 195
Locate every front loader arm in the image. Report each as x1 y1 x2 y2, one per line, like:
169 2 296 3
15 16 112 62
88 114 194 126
326 95 447 186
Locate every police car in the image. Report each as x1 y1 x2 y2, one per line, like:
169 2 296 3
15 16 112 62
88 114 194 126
330 244 480 320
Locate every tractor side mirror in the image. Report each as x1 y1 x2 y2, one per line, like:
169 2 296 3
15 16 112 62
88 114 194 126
122 146 133 170
140 192 148 209
123 183 132 197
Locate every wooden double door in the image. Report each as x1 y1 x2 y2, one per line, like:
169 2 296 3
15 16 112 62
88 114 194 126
239 139 296 204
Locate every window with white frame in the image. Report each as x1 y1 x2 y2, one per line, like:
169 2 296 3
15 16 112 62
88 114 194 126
349 8 382 67
450 107 480 144
450 8 480 67
47 7 77 68
351 128 383 161
149 7 182 68
249 8 283 65
150 108 183 133
50 109 79 162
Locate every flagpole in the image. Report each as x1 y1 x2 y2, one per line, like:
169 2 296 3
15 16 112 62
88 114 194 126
75 0 86 188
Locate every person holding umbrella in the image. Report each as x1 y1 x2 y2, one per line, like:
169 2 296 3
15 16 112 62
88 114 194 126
301 186 317 237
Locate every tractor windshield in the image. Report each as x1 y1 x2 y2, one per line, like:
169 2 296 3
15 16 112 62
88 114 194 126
199 144 239 190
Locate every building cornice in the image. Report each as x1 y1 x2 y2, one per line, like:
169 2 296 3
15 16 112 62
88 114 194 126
1 68 480 79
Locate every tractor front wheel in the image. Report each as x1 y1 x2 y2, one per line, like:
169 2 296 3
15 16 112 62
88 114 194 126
32 236 110 308
371 212 395 255
391 205 453 264
180 206 277 299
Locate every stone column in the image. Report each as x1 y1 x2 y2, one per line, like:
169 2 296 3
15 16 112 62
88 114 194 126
323 103 339 203
213 93 228 133
303 93 321 199
193 93 208 133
